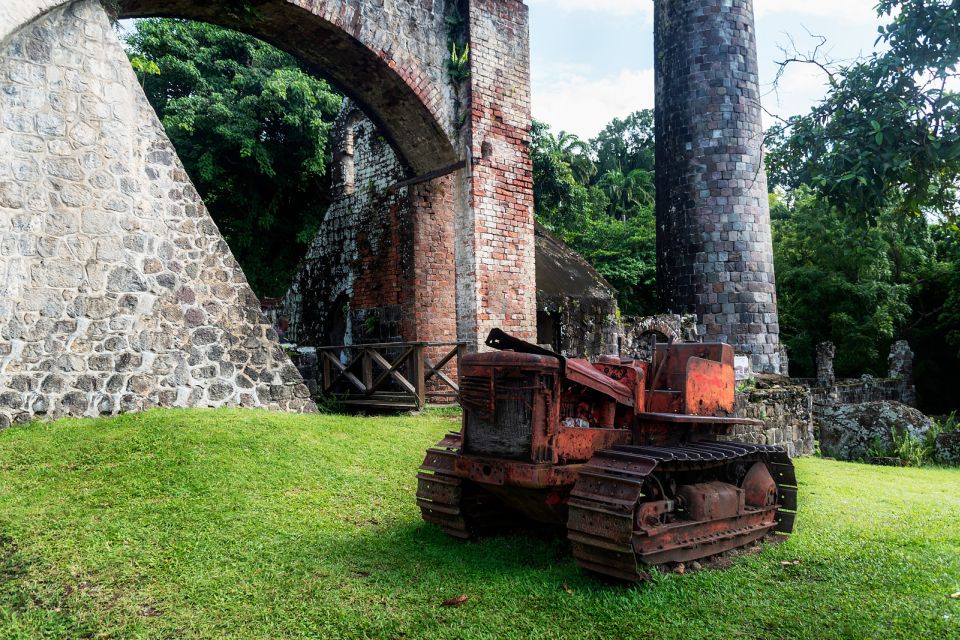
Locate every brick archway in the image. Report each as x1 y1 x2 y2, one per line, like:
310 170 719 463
0 0 536 424
2 0 459 172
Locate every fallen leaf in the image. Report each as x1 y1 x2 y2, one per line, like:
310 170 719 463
442 595 468 608
562 583 573 594
951 592 960 599
674 562 686 575
780 560 801 566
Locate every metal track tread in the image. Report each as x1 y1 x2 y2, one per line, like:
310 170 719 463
416 432 519 539
416 432 471 539
567 443 798 582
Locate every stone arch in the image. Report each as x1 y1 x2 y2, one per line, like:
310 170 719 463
1 0 459 173
0 0 537 425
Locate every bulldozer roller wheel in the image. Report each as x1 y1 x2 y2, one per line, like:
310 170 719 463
567 443 798 582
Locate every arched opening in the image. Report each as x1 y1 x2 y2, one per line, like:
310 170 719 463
113 0 459 173
0 0 459 419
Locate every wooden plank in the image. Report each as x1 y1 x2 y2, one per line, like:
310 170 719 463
320 350 366 394
368 347 417 396
424 357 459 393
413 344 426 410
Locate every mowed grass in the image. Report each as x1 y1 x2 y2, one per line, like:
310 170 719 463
0 409 958 640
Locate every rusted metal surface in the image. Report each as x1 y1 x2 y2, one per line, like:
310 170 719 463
684 356 735 415
676 482 744 521
416 330 799 582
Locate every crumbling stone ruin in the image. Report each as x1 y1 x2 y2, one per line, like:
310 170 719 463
819 401 932 462
816 341 837 388
1 0 797 426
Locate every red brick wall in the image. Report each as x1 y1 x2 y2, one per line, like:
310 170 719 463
406 176 459 344
462 0 537 344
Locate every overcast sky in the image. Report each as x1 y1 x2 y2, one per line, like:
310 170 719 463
528 0 886 139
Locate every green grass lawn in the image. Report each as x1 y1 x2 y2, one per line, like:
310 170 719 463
0 409 958 640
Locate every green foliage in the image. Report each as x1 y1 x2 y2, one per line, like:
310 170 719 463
570 211 657 315
531 117 658 316
124 19 342 297
128 55 160 79
771 188 912 377
892 431 935 468
597 167 654 218
767 1 960 223
866 435 892 460
937 411 960 434
448 42 470 83
1 411 959 638
590 109 656 177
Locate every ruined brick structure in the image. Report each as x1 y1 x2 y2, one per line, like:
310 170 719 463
1 0 790 424
283 100 417 347
285 105 618 360
654 0 782 374
0 0 535 424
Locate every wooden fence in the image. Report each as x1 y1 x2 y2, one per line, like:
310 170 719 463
316 342 465 411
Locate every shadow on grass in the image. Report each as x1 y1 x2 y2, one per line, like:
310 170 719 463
295 518 626 595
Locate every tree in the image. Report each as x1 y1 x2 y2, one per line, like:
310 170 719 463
573 209 657 316
539 128 596 185
597 167 654 220
531 120 601 233
590 110 656 177
531 120 658 316
124 19 342 297
767 0 960 223
771 188 913 377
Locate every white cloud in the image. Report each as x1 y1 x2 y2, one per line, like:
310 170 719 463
755 0 879 22
527 0 878 23
527 0 652 18
532 65 655 139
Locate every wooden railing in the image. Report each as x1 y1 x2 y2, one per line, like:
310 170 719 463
316 342 466 410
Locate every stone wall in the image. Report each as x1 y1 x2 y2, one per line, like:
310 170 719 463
283 101 413 347
654 0 782 374
619 314 699 360
731 384 816 457
0 1 315 426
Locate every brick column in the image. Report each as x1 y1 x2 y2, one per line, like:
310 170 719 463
459 0 537 347
654 0 782 373
407 175 459 345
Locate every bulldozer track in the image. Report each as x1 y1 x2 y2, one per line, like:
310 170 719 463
416 432 472 539
567 442 798 582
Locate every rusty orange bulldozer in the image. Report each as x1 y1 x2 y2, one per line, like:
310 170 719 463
417 330 797 581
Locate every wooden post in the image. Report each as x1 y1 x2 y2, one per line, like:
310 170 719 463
413 344 426 410
322 350 332 394
362 348 374 396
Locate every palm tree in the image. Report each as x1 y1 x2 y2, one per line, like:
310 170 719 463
544 130 596 185
599 167 655 220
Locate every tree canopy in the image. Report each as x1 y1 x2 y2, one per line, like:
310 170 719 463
530 113 658 316
766 0 960 223
125 19 342 297
766 0 960 411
